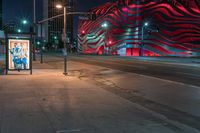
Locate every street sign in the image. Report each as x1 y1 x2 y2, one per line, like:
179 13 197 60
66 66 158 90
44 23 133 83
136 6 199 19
78 13 96 21
79 16 89 20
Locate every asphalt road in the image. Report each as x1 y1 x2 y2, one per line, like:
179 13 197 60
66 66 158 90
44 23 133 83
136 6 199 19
1 54 199 132
41 54 200 132
65 55 200 87
2 60 195 133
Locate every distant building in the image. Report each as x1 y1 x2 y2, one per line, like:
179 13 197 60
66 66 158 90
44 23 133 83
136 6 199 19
2 22 17 33
43 0 75 46
78 0 200 57
0 30 5 54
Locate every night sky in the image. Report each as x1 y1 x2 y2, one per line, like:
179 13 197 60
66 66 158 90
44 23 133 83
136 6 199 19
3 0 110 29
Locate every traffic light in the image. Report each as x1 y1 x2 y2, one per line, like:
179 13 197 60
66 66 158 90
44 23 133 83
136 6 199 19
81 30 85 34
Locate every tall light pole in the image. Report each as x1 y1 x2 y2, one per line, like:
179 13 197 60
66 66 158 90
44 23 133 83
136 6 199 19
140 22 148 56
17 29 22 33
33 0 36 61
22 20 28 25
56 4 68 75
21 19 28 32
101 22 108 54
40 23 43 64
63 6 67 75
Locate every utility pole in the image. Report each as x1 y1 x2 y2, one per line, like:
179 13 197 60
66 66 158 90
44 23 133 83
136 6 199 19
141 25 144 56
63 6 68 75
140 22 148 56
33 0 36 61
140 22 159 56
40 24 43 64
38 3 96 75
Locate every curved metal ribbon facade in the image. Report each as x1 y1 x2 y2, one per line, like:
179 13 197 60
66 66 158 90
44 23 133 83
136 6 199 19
78 0 200 56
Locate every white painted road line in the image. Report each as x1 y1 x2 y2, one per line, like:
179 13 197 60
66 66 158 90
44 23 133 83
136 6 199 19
56 129 81 133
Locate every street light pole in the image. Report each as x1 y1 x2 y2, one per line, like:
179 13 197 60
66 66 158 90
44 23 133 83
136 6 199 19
40 24 43 64
140 22 148 56
33 0 36 61
105 28 109 54
104 29 107 54
101 22 108 55
63 6 68 75
55 3 68 75
141 26 144 56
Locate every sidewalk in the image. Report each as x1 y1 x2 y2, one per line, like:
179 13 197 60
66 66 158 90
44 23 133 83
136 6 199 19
0 62 4 74
0 60 199 133
0 54 5 75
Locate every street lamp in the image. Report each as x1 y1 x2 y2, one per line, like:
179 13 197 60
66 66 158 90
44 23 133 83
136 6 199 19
22 20 28 25
54 36 58 40
33 0 36 61
144 22 148 26
101 22 108 28
56 4 63 9
17 29 22 33
39 23 44 64
140 22 149 56
37 41 41 45
56 3 68 75
101 22 109 54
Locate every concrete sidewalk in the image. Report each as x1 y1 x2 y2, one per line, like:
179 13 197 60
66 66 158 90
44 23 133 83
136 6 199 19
0 54 5 60
0 60 199 133
0 61 4 73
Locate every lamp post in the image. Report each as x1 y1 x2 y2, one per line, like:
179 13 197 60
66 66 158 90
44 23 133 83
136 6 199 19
40 23 44 64
101 22 108 54
22 20 28 25
20 19 29 33
33 0 36 61
140 22 159 56
17 29 22 33
140 22 148 56
56 4 68 75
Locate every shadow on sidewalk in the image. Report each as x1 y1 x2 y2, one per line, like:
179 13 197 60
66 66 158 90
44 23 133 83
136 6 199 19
0 63 5 75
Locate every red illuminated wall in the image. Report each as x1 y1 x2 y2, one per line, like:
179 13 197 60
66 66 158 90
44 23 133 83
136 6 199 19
78 0 200 56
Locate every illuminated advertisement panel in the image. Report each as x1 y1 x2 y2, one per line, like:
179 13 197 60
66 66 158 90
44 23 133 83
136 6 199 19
8 39 30 70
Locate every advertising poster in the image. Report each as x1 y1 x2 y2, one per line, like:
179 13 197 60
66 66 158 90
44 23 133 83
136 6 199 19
8 39 30 70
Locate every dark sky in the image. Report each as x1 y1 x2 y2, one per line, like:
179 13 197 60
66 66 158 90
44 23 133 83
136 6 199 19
2 0 110 34
3 0 110 24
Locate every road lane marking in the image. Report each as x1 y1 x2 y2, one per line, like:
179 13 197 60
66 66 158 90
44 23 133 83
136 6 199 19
56 129 81 133
133 73 200 89
175 72 200 78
